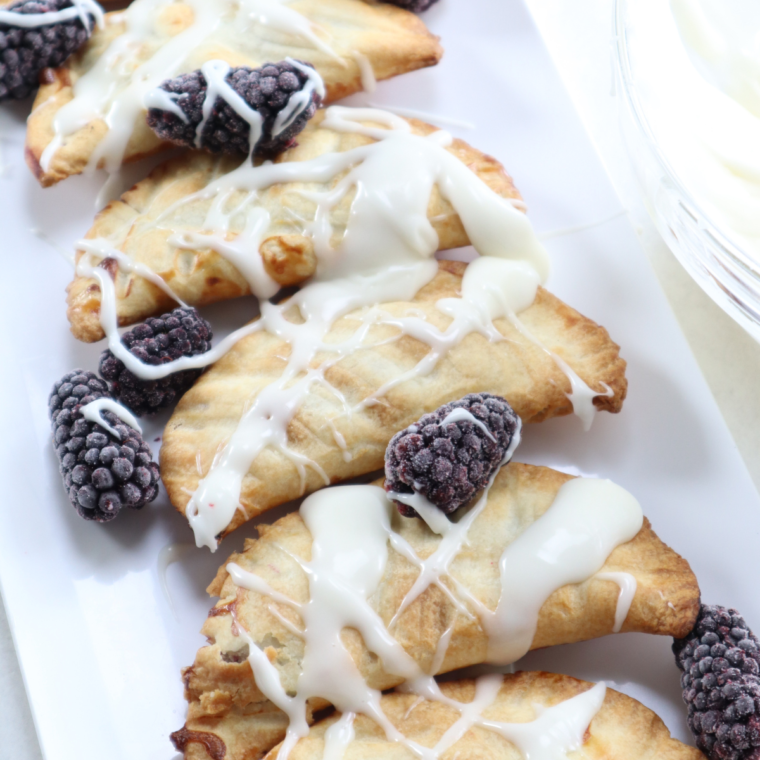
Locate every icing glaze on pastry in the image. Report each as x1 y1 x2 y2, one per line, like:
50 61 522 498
223 478 635 758
596 572 638 633
321 710 356 760
0 0 103 31
77 237 187 305
39 0 336 176
73 107 616 547
79 396 142 438
389 477 643 663
352 50 376 93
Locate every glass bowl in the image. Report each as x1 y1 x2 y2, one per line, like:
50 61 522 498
614 0 760 342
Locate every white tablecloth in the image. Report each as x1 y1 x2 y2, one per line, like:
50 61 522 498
3 1 759 756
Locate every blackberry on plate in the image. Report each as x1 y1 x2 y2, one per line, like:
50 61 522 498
146 59 322 158
49 371 160 522
385 393 521 517
674 604 760 760
0 0 98 102
99 306 212 417
383 0 439 12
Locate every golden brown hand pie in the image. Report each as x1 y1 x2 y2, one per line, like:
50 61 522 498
171 464 698 760
159 261 628 539
248 673 702 760
66 112 518 342
26 0 443 186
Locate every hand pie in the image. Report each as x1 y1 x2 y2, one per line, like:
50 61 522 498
236 673 701 760
25 0 443 186
160 261 628 541
66 112 519 343
171 465 699 760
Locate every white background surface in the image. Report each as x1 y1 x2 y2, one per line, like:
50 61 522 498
2 0 760 758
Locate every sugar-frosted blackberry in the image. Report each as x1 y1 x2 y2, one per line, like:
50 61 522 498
146 60 322 158
48 372 160 522
385 393 521 517
383 0 439 12
0 0 98 102
99 306 212 417
674 604 760 760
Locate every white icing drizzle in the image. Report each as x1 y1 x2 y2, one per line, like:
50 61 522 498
322 711 356 760
193 60 263 154
238 0 339 61
596 572 637 633
475 479 642 664
76 244 268 378
366 101 476 131
142 88 188 122
438 407 497 442
0 0 103 33
161 106 550 550
480 681 607 760
39 0 336 179
386 475 643 665
79 397 142 439
71 107 609 546
352 51 376 93
387 428 523 624
272 58 326 137
428 618 455 675
77 237 187 306
225 482 623 759
185 261 438 550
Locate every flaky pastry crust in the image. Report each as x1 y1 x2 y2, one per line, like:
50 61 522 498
159 260 628 538
66 112 519 342
172 464 699 760
257 672 704 760
26 0 443 186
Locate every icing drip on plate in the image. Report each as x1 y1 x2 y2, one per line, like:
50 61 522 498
225 478 636 759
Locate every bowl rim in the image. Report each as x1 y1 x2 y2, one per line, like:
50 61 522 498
612 0 760 282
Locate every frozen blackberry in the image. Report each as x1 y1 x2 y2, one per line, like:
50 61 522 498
146 60 322 158
383 0 439 12
48 371 160 522
0 0 98 102
99 306 212 416
674 604 760 760
385 393 521 517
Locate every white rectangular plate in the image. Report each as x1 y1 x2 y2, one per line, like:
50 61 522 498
0 0 757 758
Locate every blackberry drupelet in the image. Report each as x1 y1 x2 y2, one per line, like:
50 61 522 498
383 0 439 12
146 60 322 158
674 604 760 760
0 0 96 102
99 306 212 416
49 369 109 431
385 393 521 517
49 371 160 522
